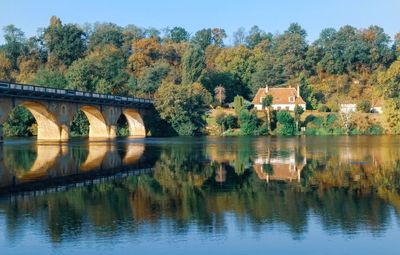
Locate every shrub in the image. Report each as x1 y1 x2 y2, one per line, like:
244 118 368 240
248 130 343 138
357 100 371 113
225 114 237 129
318 104 330 112
239 109 259 135
274 110 296 136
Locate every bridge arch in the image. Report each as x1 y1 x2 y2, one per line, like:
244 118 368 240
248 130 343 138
19 101 62 140
122 109 146 137
80 106 110 138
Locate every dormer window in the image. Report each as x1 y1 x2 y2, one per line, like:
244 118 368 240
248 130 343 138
288 96 295 103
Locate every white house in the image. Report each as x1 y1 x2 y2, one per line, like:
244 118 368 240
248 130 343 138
339 103 357 113
252 85 306 111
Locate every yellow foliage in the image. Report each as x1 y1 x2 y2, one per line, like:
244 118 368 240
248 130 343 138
0 52 12 81
128 38 161 76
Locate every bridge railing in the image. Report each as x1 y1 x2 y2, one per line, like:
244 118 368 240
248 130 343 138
0 81 153 104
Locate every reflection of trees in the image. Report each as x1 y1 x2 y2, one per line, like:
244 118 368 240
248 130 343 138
3 144 36 174
1 137 400 243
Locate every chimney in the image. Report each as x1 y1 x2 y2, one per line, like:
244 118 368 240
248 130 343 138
265 84 269 93
296 85 300 97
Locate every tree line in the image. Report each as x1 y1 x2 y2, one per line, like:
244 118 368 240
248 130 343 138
1 16 400 136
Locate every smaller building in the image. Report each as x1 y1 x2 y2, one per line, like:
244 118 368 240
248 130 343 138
339 103 357 113
252 85 306 111
371 100 384 114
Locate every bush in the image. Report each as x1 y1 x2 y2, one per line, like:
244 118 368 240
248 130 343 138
274 110 296 136
225 114 237 129
239 109 260 135
357 100 371 113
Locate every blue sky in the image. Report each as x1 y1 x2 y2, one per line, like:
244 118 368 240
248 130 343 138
1 0 399 44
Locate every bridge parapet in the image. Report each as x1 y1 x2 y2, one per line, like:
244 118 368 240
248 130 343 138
0 81 154 108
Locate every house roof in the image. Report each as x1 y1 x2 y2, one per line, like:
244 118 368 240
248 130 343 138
252 87 306 105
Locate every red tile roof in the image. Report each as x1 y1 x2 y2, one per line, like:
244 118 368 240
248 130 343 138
252 87 306 105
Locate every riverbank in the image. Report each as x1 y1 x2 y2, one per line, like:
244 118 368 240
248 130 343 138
206 107 386 136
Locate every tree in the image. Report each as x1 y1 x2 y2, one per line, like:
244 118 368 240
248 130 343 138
211 28 227 47
225 114 237 129
238 109 259 135
233 27 246 46
215 111 226 134
191 29 212 49
214 85 225 105
2 25 27 69
182 44 205 84
154 82 211 136
167 27 190 43
294 104 304 131
32 68 67 88
245 25 271 49
44 16 86 66
199 70 247 102
275 110 296 136
88 23 124 50
137 62 170 95
233 95 244 114
128 37 162 75
273 23 308 78
261 94 273 133
0 52 12 80
3 106 36 137
67 45 129 94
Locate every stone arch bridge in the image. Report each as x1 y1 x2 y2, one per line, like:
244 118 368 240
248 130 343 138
0 81 154 141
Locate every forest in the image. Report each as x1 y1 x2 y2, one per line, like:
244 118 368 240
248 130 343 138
1 16 400 136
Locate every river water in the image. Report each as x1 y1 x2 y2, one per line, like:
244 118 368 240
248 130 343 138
0 136 400 254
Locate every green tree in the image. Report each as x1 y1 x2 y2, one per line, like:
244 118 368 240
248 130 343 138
238 109 259 135
245 25 272 49
294 104 304 131
44 16 86 66
3 106 36 137
233 95 244 114
167 27 190 43
182 44 205 84
261 94 273 133
2 25 27 69
215 111 226 134
191 28 212 49
154 82 211 136
275 110 296 136
137 62 170 95
32 67 67 88
88 23 124 50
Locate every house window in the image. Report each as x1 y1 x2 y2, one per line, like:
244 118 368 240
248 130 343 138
288 96 295 103
286 106 289 110
277 107 281 110
260 97 264 103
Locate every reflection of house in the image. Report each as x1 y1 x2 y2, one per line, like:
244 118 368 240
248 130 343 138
252 85 306 111
253 153 306 183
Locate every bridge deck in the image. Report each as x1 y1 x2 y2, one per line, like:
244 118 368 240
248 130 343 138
0 81 154 108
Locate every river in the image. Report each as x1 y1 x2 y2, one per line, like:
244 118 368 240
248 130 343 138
0 136 400 254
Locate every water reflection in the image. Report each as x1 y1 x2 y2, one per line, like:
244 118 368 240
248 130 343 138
1 136 400 254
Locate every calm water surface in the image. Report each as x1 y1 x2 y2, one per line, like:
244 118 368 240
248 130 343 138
0 136 400 254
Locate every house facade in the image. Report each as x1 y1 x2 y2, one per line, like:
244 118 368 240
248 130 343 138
252 85 306 111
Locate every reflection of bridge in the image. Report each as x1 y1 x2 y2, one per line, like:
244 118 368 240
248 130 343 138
0 81 154 141
0 142 155 194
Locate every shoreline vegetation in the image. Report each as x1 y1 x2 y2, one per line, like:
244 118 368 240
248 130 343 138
1 16 400 137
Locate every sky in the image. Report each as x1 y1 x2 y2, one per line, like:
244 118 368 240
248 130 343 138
0 0 399 45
